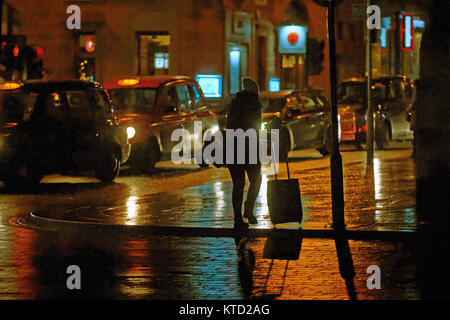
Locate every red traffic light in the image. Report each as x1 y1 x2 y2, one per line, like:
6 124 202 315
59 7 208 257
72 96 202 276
13 45 19 57
36 46 44 57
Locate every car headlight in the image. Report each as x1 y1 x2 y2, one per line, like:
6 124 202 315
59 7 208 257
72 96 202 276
210 125 219 134
261 122 267 130
126 127 136 139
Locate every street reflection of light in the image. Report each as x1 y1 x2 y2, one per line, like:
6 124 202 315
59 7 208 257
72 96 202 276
213 182 225 217
126 196 139 225
373 158 382 199
255 175 268 220
373 158 384 224
404 207 416 225
120 240 156 298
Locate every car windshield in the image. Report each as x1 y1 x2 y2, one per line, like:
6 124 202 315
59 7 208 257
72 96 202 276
338 83 366 104
109 88 157 113
261 97 286 113
339 82 389 106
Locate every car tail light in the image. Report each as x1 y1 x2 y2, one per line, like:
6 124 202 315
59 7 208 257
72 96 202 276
358 125 367 133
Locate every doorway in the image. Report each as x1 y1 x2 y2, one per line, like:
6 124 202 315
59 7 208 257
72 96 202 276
228 43 248 95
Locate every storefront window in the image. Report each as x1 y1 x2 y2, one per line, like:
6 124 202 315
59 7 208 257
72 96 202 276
138 32 170 75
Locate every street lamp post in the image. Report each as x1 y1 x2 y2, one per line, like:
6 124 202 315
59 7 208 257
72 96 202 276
312 0 345 230
366 0 374 165
326 0 345 230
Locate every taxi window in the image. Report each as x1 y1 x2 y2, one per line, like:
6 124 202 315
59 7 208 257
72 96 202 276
300 95 316 113
175 85 192 111
31 92 65 121
261 97 285 113
293 93 315 113
109 88 156 113
90 89 113 115
286 95 299 109
189 85 204 110
66 90 90 109
166 86 179 110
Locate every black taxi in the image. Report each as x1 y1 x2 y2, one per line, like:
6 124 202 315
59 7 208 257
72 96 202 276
0 80 130 188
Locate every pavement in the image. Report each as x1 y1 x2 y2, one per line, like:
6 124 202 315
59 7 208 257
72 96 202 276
24 144 419 239
6 143 445 300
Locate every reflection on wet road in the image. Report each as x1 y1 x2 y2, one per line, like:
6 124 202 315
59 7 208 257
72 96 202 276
3 229 420 299
0 147 422 299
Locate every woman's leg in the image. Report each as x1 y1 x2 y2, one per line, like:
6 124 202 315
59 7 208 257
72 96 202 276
228 165 246 222
244 164 262 224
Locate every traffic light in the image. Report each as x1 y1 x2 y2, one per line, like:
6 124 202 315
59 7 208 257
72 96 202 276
24 46 44 79
306 38 325 76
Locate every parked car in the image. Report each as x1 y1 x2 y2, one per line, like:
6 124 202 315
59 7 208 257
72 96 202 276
337 76 414 149
103 76 219 172
0 80 130 188
259 88 332 161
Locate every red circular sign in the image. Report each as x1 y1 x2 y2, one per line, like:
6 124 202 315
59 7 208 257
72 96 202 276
36 46 44 57
287 32 299 45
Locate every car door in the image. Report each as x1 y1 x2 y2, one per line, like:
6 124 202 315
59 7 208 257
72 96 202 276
187 83 216 147
159 83 195 156
387 79 413 140
288 93 321 148
305 93 329 145
283 94 309 149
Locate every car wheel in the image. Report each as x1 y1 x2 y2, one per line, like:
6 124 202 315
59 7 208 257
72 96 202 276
96 152 120 183
375 122 390 150
199 130 211 168
137 139 159 174
318 126 332 156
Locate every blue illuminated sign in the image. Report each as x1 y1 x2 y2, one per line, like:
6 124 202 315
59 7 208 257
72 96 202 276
380 28 387 48
269 78 280 92
413 19 425 29
278 25 307 54
401 13 414 51
382 17 391 29
196 74 222 98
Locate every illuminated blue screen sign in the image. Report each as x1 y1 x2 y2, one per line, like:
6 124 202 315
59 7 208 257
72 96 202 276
278 25 307 54
269 78 280 92
380 28 387 48
400 13 414 51
196 74 222 98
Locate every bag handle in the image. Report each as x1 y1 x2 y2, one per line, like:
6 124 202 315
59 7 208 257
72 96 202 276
270 136 291 181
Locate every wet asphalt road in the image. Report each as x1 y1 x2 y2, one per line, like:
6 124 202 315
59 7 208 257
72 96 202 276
0 144 423 300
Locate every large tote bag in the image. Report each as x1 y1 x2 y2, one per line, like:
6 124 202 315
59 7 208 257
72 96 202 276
266 147 303 225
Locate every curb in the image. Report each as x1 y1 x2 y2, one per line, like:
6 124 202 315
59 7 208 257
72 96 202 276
28 211 425 241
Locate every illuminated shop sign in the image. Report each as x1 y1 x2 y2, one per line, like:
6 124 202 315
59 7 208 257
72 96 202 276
196 74 222 98
400 13 414 51
413 19 425 29
278 25 307 54
382 17 391 29
269 78 280 92
380 28 387 48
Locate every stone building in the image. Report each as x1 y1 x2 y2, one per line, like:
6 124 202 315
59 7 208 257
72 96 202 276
3 0 426 100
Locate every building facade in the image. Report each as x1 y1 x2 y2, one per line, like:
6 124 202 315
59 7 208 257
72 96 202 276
2 0 426 100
